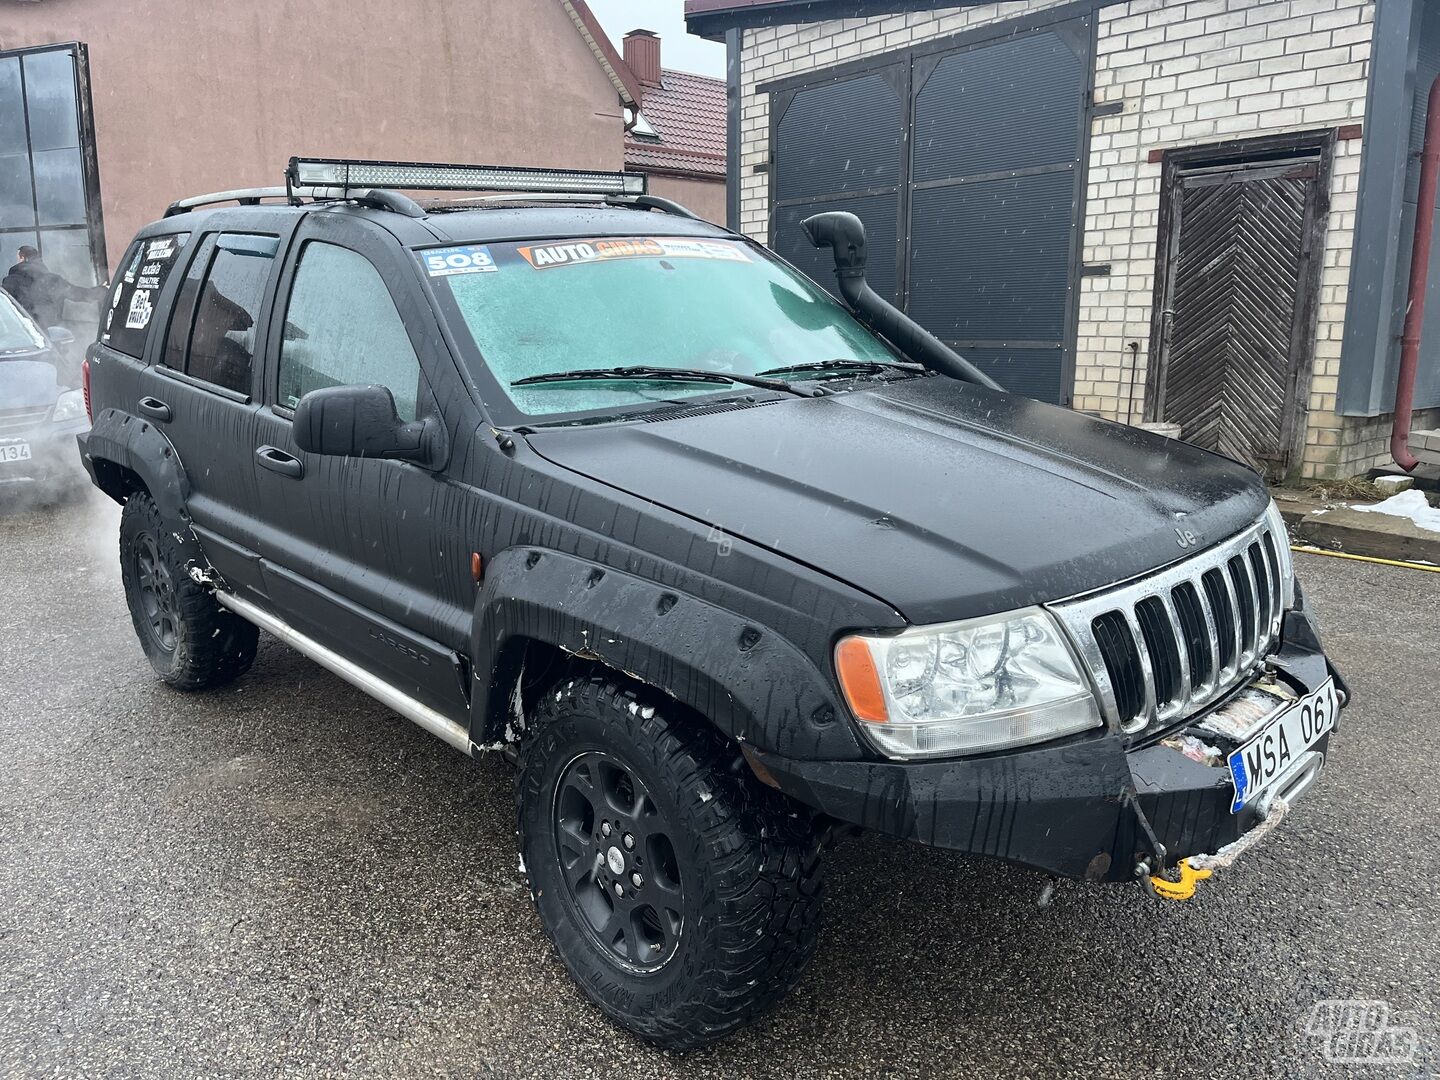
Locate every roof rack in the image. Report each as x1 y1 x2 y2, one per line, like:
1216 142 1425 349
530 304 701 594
426 190 699 220
166 159 688 222
162 184 425 219
287 156 648 198
164 186 293 217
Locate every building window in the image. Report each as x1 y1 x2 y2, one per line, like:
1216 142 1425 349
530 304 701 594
0 43 106 287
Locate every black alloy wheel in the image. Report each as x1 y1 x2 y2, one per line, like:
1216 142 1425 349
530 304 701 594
552 751 684 971
133 531 180 652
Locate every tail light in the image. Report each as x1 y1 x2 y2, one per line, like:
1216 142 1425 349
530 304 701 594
82 358 92 422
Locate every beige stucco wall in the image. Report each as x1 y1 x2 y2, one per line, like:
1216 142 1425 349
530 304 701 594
0 0 628 271
642 172 727 224
737 0 1384 479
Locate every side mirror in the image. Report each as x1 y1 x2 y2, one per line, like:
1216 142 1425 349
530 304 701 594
46 326 75 346
292 384 433 462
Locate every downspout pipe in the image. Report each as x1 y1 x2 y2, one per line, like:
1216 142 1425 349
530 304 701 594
802 211 1002 389
1392 73 1440 471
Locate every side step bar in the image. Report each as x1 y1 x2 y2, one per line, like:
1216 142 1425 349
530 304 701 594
215 591 473 756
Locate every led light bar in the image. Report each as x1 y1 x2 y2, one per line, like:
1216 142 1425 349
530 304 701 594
287 157 647 197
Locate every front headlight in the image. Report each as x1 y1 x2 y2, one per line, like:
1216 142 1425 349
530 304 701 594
835 608 1102 759
1263 499 1296 610
51 388 86 423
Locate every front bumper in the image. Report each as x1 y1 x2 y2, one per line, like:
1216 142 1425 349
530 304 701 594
0 417 90 487
753 592 1346 883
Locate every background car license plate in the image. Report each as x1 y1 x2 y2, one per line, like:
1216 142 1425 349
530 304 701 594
0 441 32 463
1228 677 1337 813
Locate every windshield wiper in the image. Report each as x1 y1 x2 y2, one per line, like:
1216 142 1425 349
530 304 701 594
512 365 813 396
756 358 924 379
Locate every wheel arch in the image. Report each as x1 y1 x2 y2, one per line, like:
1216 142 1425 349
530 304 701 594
470 547 866 761
82 407 190 521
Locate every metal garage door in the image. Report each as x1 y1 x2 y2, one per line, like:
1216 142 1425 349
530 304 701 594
767 16 1093 404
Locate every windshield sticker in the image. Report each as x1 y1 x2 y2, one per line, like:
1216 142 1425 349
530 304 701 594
422 245 498 277
516 237 751 270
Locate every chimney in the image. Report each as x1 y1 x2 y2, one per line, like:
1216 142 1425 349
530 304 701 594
624 29 662 88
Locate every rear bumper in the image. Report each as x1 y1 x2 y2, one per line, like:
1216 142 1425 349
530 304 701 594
754 593 1345 883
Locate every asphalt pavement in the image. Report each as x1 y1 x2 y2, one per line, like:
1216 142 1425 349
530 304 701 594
1 489 1436 1079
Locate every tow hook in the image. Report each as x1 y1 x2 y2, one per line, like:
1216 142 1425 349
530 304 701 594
1135 857 1212 901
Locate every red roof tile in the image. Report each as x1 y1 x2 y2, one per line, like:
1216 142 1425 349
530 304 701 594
626 68 727 179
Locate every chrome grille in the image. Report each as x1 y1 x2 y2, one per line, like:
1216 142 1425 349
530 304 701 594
0 406 50 437
1051 516 1286 735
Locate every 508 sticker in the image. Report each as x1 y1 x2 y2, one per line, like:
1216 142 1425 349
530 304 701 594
422 246 497 277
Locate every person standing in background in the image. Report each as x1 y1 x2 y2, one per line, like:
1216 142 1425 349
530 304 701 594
3 245 107 330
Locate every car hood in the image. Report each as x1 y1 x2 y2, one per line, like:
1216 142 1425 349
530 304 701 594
0 352 64 411
523 378 1270 625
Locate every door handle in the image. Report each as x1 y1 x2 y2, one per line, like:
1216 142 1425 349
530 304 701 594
256 445 304 479
137 396 171 422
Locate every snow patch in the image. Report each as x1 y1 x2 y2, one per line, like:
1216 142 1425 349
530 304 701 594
1350 489 1440 533
1161 733 1224 767
187 564 219 587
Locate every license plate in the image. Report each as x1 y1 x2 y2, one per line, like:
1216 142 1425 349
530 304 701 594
0 441 32 463
1228 677 1338 813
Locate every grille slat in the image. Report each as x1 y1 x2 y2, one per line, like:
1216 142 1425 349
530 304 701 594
1228 556 1257 658
1171 581 1213 691
1092 611 1144 725
1261 532 1284 639
1239 550 1263 659
1054 516 1286 735
1146 593 1189 707
1200 568 1237 674
1120 606 1160 724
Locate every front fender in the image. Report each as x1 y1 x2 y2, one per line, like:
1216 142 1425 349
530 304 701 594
470 547 866 761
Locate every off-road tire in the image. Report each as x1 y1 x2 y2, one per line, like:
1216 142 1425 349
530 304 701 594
517 675 823 1050
118 492 258 690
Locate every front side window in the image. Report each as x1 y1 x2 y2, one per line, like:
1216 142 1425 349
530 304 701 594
277 242 421 420
428 236 895 419
184 237 273 394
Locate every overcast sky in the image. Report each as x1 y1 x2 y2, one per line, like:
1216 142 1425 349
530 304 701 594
586 0 726 78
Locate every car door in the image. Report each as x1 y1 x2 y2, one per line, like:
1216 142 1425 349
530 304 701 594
136 223 289 596
250 211 473 719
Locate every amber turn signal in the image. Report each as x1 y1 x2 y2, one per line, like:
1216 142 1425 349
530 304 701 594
834 637 888 723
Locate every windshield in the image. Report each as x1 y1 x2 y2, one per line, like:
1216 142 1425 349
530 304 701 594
0 290 47 355
428 236 897 418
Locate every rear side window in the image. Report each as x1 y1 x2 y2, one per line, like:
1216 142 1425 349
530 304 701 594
100 232 189 358
164 233 274 395
277 241 421 420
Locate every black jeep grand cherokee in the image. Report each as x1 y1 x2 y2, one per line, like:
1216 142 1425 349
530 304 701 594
80 159 1347 1049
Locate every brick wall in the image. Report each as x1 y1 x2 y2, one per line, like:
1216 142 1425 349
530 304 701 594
738 0 1383 479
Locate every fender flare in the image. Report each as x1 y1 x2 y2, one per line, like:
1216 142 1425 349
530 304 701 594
470 547 866 761
83 407 192 524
